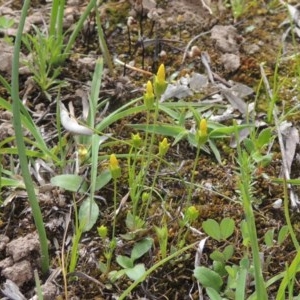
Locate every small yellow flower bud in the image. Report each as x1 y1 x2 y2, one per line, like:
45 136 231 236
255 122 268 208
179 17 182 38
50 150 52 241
158 137 170 157
154 64 167 97
144 80 155 110
97 225 108 239
146 80 154 95
109 154 121 179
199 119 207 136
185 206 199 222
131 133 142 148
78 144 88 162
142 192 150 202
157 64 165 84
196 119 208 145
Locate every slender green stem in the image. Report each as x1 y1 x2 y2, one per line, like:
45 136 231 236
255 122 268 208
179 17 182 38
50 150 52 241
112 179 117 239
68 201 79 273
104 178 118 274
142 156 162 220
186 143 201 204
12 0 49 274
283 176 299 250
139 101 160 217
236 146 267 299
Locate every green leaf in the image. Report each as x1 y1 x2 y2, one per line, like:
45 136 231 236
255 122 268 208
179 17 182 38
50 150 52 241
278 225 289 245
108 269 126 282
51 174 87 192
223 245 234 261
208 139 222 164
252 152 273 166
1 177 25 189
213 260 227 277
194 266 223 292
202 219 221 242
95 169 112 191
240 220 250 247
78 198 99 232
256 128 272 149
125 212 145 231
235 257 249 300
125 264 146 281
220 218 235 240
272 178 300 185
264 229 275 247
116 255 134 269
129 124 186 138
172 130 189 146
131 238 153 261
210 250 225 263
244 138 255 154
206 287 223 300
209 124 251 138
225 265 236 278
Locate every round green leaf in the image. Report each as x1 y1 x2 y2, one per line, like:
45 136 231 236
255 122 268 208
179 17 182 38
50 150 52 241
194 266 223 292
202 219 221 242
125 264 146 281
51 174 87 193
220 218 235 240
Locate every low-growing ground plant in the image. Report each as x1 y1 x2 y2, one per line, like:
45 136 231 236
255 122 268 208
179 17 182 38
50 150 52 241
21 0 111 98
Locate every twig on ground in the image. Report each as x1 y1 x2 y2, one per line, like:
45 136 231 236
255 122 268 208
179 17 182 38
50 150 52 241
200 0 213 15
114 57 153 76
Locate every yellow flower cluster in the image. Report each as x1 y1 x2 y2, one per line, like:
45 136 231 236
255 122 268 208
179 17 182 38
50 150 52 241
144 64 168 109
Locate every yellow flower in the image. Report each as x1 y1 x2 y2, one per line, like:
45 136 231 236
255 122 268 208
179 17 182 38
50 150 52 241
78 144 88 162
158 137 170 157
199 119 207 137
109 154 121 179
146 80 154 95
196 119 208 145
156 64 166 84
154 64 167 97
144 80 155 110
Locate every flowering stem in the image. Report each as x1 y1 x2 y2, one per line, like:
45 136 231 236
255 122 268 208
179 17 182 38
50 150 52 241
112 178 117 239
187 143 201 205
142 155 162 220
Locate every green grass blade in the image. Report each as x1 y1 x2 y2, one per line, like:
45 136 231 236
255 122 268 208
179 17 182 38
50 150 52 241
81 58 103 145
95 100 143 132
95 8 113 74
11 0 49 274
0 97 58 162
63 0 97 60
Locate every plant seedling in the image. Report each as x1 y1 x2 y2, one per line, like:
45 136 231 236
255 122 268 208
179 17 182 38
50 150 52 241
202 217 235 242
109 238 153 282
